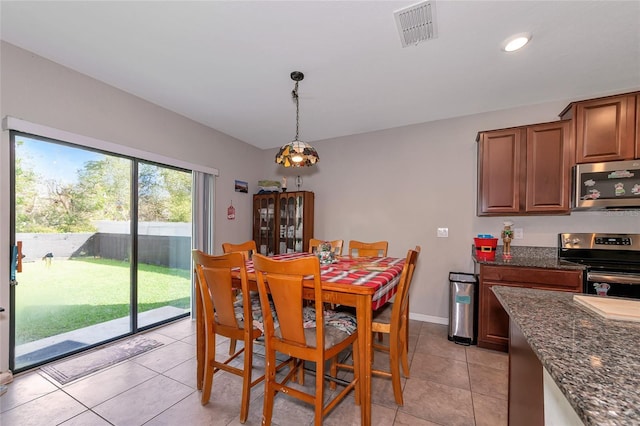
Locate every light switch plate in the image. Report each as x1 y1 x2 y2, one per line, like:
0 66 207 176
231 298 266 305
437 227 448 238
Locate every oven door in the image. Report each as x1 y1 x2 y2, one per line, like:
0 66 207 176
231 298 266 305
586 271 640 299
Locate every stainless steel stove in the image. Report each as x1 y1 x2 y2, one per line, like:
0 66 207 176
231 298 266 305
558 233 640 299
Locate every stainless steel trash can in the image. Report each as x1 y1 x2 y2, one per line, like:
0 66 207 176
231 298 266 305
448 272 478 345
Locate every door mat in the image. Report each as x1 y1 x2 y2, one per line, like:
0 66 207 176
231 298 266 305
40 335 163 385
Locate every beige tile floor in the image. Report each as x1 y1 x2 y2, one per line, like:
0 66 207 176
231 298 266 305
0 318 508 426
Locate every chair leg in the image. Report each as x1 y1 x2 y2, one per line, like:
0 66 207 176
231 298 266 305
314 359 325 426
262 350 277 426
400 317 410 378
353 341 360 406
298 359 305 385
201 334 216 405
196 292 204 391
389 337 404 406
229 338 237 356
239 339 252 423
329 356 338 391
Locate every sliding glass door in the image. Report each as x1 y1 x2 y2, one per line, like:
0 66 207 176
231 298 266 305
10 133 191 372
136 162 191 328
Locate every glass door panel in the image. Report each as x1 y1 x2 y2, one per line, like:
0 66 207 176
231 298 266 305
255 194 276 255
11 134 133 371
136 163 191 328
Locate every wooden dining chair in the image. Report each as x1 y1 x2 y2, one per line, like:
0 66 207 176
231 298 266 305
192 250 264 423
308 238 344 256
331 246 420 406
222 240 257 261
221 240 258 355
348 240 388 257
252 253 360 426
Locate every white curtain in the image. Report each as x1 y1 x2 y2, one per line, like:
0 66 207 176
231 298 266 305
191 170 215 317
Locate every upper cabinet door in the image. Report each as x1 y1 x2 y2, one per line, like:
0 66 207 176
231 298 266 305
574 94 636 163
636 95 640 159
477 129 525 215
525 121 572 213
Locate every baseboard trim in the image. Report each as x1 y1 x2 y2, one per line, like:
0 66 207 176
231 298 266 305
409 313 448 325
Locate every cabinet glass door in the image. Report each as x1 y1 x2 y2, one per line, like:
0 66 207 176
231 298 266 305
255 195 276 255
278 193 305 253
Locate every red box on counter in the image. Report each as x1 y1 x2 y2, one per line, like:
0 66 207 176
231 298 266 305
474 238 498 261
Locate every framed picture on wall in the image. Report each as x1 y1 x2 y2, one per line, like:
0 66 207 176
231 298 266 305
235 180 248 193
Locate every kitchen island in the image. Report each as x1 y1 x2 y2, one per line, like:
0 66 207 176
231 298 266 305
492 286 640 426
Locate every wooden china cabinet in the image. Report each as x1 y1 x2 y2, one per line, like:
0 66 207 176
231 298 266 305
252 191 314 255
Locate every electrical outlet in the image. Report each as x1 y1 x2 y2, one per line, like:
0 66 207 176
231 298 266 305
437 227 448 238
514 228 524 239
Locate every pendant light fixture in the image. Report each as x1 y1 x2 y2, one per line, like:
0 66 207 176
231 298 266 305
275 71 319 168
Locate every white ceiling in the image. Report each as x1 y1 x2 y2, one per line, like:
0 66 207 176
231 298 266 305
1 1 639 150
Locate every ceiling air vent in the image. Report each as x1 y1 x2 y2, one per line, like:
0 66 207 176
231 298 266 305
394 1 438 48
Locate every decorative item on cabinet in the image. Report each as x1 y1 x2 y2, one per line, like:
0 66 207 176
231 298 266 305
252 191 314 255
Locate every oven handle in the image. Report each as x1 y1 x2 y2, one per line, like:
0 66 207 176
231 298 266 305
587 272 640 285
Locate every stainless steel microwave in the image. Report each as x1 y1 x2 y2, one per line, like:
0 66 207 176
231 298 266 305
572 160 640 210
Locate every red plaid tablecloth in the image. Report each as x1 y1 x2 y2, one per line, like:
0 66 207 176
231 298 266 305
246 252 405 310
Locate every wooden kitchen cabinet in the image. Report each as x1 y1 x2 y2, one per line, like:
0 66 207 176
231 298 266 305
477 120 572 216
636 95 640 158
525 121 572 213
478 265 583 352
477 128 524 215
253 191 314 256
509 319 544 426
560 92 638 163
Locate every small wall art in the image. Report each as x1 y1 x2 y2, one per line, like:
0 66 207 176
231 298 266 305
234 180 248 193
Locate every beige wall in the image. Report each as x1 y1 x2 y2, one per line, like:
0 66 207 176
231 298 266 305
263 98 640 324
0 42 262 370
1 41 639 371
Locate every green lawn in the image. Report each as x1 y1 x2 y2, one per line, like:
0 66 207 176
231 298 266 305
15 258 191 344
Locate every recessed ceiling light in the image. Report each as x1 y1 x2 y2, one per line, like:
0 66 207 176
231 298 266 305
502 33 532 52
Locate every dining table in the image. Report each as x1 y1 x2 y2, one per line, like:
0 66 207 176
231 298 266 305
195 251 406 426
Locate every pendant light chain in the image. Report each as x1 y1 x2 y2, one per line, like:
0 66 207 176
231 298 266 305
293 80 300 141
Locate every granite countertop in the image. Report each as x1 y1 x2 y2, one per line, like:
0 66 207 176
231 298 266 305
492 286 640 426
473 245 586 270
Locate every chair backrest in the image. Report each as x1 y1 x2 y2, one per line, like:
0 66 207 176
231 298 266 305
192 250 252 336
391 246 421 330
308 238 344 256
252 254 325 356
222 240 257 261
348 240 389 257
